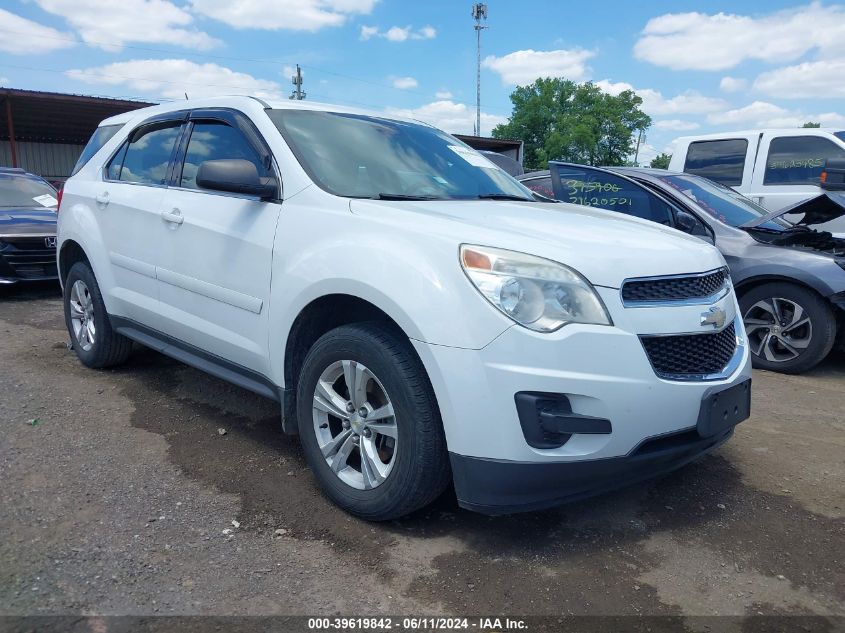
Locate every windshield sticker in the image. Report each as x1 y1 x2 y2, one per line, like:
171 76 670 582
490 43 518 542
32 194 58 207
447 145 497 169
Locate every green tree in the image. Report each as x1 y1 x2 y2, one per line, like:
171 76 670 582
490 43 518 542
802 121 821 128
492 78 651 170
650 152 672 169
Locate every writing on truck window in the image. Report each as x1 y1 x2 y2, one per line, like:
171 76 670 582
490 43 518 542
764 136 845 185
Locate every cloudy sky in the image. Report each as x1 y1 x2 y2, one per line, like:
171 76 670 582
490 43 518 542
1 0 844 163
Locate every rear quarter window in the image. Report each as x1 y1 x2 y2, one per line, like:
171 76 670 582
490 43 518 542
764 135 845 185
683 139 748 186
71 124 124 176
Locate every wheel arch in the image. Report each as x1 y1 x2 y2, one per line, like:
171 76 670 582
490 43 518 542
280 293 434 435
58 239 91 286
734 274 829 301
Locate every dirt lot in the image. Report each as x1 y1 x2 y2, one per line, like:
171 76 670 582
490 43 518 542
1 284 843 623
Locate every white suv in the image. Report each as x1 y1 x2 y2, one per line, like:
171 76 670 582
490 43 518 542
57 97 752 519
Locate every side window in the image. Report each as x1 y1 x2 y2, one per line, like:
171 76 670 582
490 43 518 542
72 124 123 176
554 166 673 225
105 143 128 181
684 139 748 186
763 136 845 185
110 123 181 185
179 121 268 190
522 176 554 198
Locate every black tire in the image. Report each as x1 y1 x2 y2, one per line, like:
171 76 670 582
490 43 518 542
296 322 450 520
739 282 836 374
63 261 132 369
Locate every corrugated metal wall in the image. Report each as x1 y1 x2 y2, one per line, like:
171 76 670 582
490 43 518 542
0 141 84 182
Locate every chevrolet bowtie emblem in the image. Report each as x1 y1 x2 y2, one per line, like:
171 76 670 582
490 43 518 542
700 306 727 329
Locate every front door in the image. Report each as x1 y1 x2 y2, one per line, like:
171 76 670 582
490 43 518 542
751 132 845 225
156 112 281 376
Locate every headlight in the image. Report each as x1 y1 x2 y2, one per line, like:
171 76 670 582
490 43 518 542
460 244 612 332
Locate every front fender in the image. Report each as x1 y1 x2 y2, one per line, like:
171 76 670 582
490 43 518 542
267 201 512 385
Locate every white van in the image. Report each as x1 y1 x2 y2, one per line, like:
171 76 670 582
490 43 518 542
669 129 845 232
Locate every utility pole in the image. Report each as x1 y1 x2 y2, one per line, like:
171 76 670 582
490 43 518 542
471 3 487 136
290 64 305 100
634 129 645 166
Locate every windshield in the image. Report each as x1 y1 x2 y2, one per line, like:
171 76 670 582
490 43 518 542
266 109 533 201
656 174 791 231
0 175 57 208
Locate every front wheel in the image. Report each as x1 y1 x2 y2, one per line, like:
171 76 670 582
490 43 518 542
740 282 836 374
296 323 450 520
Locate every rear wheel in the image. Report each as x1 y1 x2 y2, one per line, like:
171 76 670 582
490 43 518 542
296 322 450 520
63 261 132 368
740 282 835 374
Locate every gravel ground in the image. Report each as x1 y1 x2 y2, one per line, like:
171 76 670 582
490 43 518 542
1 284 843 625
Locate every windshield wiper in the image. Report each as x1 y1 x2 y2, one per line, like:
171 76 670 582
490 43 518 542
476 193 533 201
375 193 442 201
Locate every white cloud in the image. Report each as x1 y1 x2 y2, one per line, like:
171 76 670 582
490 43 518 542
634 2 845 71
753 59 845 98
0 77 8 85
706 100 845 128
596 80 727 116
391 76 418 90
435 90 453 99
482 49 594 85
34 0 218 50
719 77 748 93
653 119 701 131
360 24 436 41
192 0 376 30
384 100 506 135
66 59 284 100
0 9 76 54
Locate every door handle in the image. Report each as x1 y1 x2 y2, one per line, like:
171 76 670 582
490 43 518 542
161 208 184 225
95 191 109 206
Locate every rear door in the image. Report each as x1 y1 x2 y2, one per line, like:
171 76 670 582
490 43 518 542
96 114 186 326
155 108 282 375
750 131 845 217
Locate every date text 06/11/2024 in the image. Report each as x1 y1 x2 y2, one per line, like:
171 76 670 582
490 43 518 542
307 617 528 630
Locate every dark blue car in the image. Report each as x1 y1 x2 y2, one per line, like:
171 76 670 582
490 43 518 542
0 167 59 284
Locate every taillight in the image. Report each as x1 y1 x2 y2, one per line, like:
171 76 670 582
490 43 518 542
56 188 63 213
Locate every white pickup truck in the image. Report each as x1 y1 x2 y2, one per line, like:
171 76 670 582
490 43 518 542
669 128 845 233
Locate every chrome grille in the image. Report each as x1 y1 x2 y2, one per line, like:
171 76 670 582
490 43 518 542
622 268 729 305
0 237 57 279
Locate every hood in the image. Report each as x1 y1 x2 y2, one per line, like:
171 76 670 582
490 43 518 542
0 207 58 236
743 192 845 228
350 199 725 289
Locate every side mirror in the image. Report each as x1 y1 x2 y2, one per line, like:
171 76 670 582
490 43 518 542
196 159 278 199
821 158 845 191
675 210 698 233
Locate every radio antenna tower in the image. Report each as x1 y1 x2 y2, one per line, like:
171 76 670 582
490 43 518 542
471 3 488 136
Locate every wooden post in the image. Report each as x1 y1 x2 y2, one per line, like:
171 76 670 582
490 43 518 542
5 98 18 167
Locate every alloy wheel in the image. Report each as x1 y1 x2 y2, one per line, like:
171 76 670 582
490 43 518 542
743 297 812 363
69 279 96 352
311 360 398 490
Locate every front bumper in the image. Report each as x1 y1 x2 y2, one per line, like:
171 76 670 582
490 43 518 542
450 428 734 514
412 288 752 514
